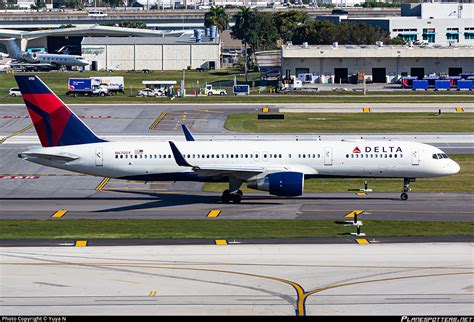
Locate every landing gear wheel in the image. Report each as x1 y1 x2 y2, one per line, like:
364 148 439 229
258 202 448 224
231 193 242 204
400 192 408 201
221 189 230 203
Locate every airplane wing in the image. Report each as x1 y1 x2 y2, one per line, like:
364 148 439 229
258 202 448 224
168 141 314 180
11 61 53 68
169 141 265 179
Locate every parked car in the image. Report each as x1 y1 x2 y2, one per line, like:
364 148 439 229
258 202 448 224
262 71 281 80
88 10 107 17
8 88 21 97
137 88 164 97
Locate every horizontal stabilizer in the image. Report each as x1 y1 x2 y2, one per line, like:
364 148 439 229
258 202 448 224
19 152 79 162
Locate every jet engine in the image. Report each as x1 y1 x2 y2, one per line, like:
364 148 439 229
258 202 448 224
22 52 40 63
247 172 304 196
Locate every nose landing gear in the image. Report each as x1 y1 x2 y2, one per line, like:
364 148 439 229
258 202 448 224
401 178 415 200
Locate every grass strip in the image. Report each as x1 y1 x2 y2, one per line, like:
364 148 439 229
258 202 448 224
2 95 474 105
225 112 474 133
0 219 473 240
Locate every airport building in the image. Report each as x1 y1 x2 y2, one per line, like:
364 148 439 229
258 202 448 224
81 33 221 71
318 2 474 47
281 43 474 83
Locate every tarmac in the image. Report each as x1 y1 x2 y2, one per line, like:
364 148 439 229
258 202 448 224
1 243 473 315
0 103 473 315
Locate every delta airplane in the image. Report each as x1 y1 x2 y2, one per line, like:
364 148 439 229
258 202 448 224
0 39 89 70
16 75 460 203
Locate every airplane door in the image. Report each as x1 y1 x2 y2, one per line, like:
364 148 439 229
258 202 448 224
411 149 419 166
95 147 103 166
324 147 333 166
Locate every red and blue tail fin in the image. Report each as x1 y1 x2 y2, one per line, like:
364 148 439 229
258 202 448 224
15 75 105 147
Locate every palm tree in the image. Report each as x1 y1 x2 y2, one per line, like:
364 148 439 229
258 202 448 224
231 6 253 81
204 6 229 33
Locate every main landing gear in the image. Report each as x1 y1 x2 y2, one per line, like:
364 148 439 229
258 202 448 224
221 177 243 203
222 189 243 203
401 178 415 200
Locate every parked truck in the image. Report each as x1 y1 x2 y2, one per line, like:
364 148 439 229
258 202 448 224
66 78 110 97
201 84 227 96
91 76 124 95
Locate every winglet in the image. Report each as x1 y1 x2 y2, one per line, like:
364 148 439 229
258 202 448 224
169 141 192 167
181 124 195 141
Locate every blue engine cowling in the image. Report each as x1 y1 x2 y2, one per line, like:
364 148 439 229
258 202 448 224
247 172 304 196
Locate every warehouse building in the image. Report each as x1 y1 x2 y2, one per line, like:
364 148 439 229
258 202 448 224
318 2 474 47
281 43 474 83
81 32 221 71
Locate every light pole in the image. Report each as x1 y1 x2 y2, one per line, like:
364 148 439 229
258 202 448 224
182 68 186 97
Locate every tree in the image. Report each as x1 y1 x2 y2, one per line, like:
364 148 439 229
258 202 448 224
292 20 406 46
231 6 253 81
118 20 147 29
273 10 309 42
101 21 147 29
30 0 46 11
291 21 339 45
232 7 279 80
204 6 229 33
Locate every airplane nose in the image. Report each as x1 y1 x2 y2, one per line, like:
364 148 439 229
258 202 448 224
448 160 460 175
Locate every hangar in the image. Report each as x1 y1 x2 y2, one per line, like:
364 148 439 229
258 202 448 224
281 43 474 84
81 33 220 71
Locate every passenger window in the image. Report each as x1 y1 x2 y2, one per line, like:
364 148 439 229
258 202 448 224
289 154 292 158
115 155 118 159
120 155 123 159
394 154 397 158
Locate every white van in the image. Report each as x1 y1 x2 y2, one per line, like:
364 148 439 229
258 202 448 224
88 10 107 17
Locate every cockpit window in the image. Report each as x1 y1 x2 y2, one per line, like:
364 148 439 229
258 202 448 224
433 153 450 160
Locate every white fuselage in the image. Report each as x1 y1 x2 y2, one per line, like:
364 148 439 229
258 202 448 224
34 53 89 67
21 139 460 182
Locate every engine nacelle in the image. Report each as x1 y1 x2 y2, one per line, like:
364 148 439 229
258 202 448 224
247 172 304 196
22 52 40 63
